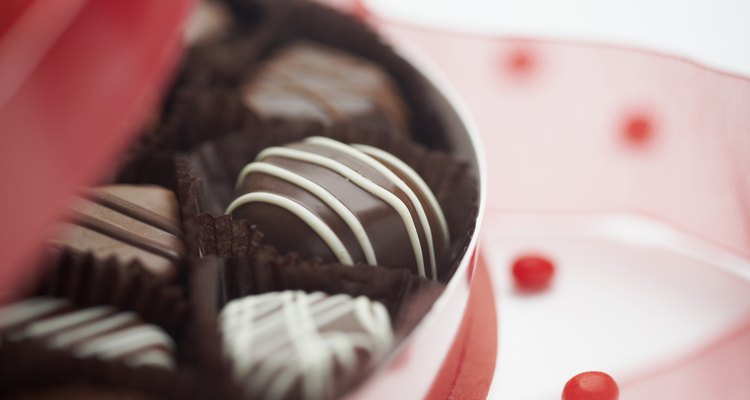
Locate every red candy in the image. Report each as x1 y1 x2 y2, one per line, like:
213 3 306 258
623 113 653 145
511 255 555 290
509 49 532 72
562 371 619 400
504 47 535 78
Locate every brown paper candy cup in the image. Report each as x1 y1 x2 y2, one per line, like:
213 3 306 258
0 250 204 399
183 253 443 400
178 127 478 281
151 0 457 155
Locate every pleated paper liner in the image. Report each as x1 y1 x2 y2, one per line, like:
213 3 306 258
0 347 229 400
0 344 173 400
113 131 184 201
184 253 444 400
143 0 453 161
178 257 244 400
130 7 271 157
113 0 266 166
175 156 264 259
0 249 222 399
114 143 182 191
243 0 454 149
8 383 159 399
218 255 443 329
39 249 187 335
107 146 199 281
176 126 478 282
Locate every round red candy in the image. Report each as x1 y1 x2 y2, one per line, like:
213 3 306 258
623 114 653 145
509 49 532 72
511 255 555 290
562 371 619 400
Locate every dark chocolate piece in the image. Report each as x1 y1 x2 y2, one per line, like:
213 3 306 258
226 137 448 279
243 41 409 135
0 297 176 370
50 185 184 279
218 290 392 400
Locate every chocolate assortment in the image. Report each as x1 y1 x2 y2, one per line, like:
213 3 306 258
0 1 479 399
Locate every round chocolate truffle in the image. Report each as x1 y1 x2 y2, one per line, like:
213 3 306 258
226 137 448 279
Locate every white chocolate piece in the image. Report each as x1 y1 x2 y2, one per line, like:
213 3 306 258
219 291 393 400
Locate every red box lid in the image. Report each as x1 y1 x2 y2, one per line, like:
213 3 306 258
0 0 193 301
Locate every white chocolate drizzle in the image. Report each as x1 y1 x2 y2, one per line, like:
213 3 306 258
232 161 377 265
352 144 449 244
306 137 444 280
228 137 450 280
219 291 393 400
255 143 426 277
0 297 175 370
226 192 353 265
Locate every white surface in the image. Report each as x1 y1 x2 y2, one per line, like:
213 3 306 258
363 0 750 77
483 212 750 399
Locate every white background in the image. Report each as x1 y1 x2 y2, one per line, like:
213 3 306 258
364 0 750 77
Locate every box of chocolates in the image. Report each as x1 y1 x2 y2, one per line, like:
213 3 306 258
0 1 489 399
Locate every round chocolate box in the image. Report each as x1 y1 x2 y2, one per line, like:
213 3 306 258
0 1 486 400
172 1 486 391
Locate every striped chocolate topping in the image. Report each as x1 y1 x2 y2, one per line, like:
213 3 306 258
51 185 184 279
0 297 175 370
227 137 448 279
219 291 392 400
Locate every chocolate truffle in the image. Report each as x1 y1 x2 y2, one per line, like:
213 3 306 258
243 41 409 135
226 137 448 280
50 185 184 279
0 297 176 370
219 291 393 400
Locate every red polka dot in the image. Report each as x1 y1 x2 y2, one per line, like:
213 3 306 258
511 255 554 291
504 47 535 77
623 113 653 145
562 371 619 400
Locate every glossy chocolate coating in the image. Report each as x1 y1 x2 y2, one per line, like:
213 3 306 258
227 137 448 279
243 41 409 135
219 291 392 400
51 185 184 279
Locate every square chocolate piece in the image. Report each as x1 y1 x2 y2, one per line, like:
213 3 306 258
243 40 410 136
